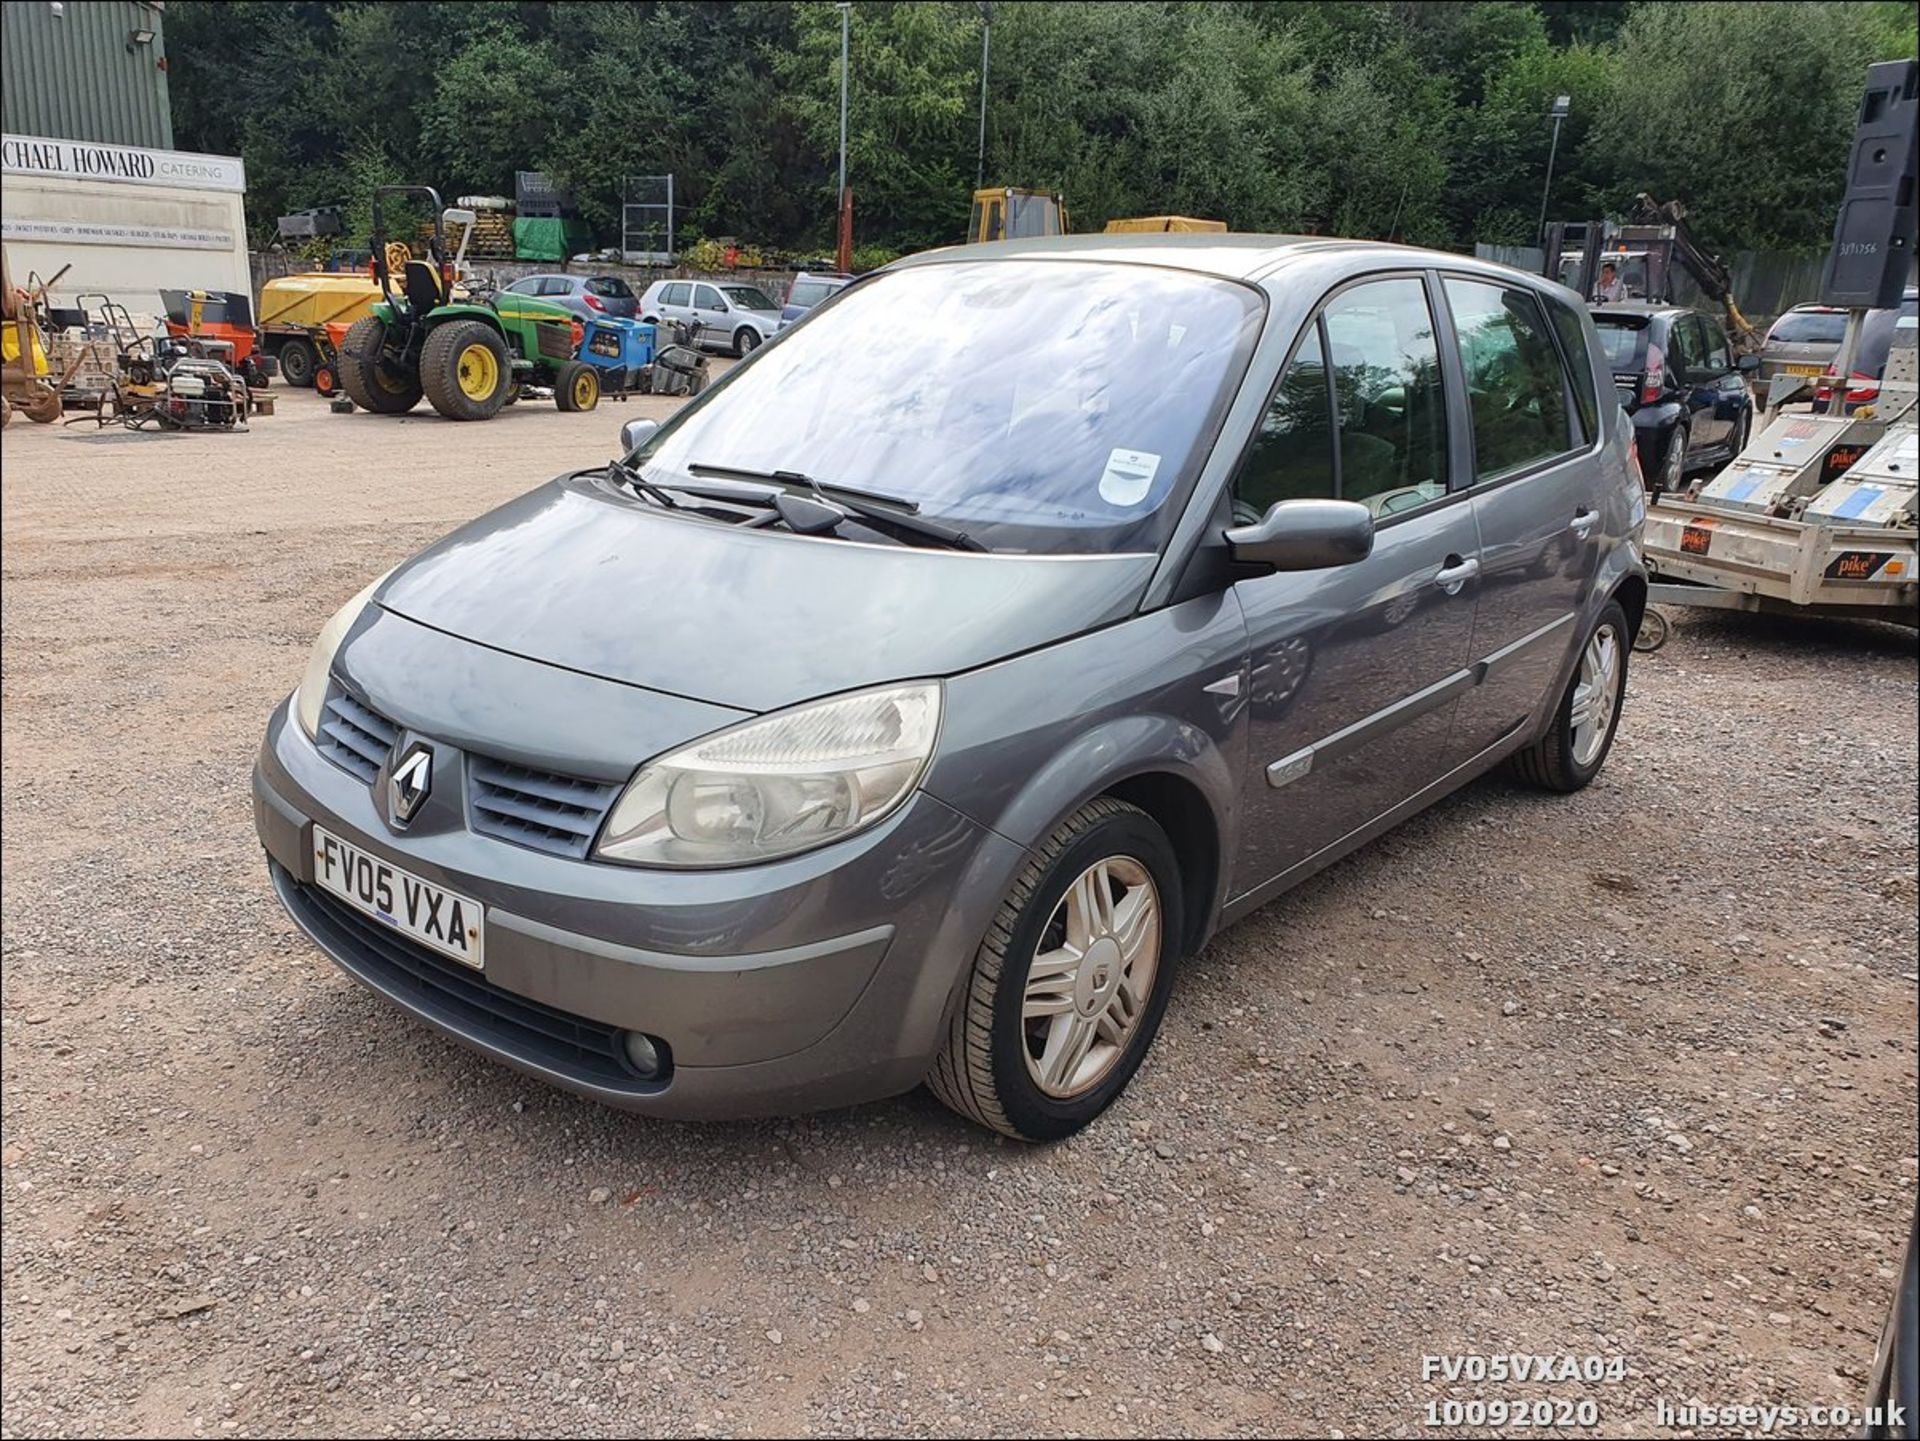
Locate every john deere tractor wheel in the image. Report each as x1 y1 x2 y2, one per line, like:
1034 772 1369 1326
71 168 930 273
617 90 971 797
336 316 423 415
421 320 510 422
555 360 601 413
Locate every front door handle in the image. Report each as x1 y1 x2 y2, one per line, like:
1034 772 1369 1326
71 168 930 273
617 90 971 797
1569 508 1600 540
1433 555 1480 594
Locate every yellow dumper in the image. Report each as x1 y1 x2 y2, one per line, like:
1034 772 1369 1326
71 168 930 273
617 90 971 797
257 272 383 389
1102 216 1228 233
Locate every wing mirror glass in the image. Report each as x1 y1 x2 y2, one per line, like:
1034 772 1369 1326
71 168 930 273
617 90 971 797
1736 353 1760 373
620 418 660 454
1226 498 1374 573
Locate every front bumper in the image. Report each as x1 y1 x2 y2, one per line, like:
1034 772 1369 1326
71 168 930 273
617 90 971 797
254 698 1028 1118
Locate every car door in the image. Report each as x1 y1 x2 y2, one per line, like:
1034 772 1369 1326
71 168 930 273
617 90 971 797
691 284 730 345
1442 277 1604 760
1668 314 1726 456
657 282 692 326
1230 274 1482 890
537 276 580 316
1694 316 1748 452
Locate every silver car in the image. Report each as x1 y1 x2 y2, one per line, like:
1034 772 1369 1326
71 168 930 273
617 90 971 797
637 278 782 356
256 236 1646 1140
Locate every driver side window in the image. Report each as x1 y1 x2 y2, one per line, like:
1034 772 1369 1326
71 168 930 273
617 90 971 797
1230 276 1452 523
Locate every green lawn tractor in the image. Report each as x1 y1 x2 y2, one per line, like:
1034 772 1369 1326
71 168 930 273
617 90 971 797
336 186 602 421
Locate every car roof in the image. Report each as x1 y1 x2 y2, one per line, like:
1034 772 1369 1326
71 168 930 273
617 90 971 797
888 232 1567 291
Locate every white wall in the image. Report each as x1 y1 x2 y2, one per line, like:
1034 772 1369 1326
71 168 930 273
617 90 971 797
1 174 250 321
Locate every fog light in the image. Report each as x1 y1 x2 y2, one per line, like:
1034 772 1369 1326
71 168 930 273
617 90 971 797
621 1030 665 1079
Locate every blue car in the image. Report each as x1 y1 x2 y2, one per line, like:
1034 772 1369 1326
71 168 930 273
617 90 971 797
779 271 854 330
1592 303 1758 494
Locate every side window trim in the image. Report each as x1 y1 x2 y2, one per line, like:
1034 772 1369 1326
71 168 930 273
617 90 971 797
1423 268 1477 493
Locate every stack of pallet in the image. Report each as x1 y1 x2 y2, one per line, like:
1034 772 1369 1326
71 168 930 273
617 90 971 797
415 213 516 261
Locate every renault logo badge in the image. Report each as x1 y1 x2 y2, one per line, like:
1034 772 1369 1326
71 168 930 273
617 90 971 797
388 744 432 825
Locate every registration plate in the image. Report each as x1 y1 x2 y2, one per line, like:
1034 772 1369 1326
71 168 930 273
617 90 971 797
1782 363 1825 377
312 826 485 969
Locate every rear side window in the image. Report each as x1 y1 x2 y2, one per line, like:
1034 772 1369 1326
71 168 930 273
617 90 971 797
1443 278 1576 480
537 277 572 297
1545 298 1601 443
660 283 691 307
1768 309 1847 344
1667 315 1705 383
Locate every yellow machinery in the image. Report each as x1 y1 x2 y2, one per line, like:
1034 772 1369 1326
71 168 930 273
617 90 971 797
257 271 383 388
1103 216 1227 233
1 247 67 426
967 187 1069 244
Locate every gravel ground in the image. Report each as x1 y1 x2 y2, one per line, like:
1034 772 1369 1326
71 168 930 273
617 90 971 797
2 384 1915 1439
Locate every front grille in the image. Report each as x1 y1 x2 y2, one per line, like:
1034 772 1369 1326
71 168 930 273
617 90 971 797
536 323 573 360
317 688 398 783
468 755 620 859
276 865 661 1090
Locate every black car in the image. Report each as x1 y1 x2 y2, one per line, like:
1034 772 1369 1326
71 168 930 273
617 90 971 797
1592 303 1757 493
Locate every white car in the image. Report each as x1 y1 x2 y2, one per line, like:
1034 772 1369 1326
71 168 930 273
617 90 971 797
637 279 782 357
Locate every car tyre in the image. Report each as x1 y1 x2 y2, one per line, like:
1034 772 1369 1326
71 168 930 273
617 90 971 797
734 327 761 358
1508 598 1630 794
278 336 317 388
928 797 1183 1142
336 316 423 415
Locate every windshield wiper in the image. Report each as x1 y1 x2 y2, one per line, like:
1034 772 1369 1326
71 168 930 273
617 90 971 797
682 462 985 551
604 455 683 511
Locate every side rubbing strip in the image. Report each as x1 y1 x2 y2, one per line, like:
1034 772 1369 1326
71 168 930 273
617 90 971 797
1267 667 1477 787
1475 611 1576 682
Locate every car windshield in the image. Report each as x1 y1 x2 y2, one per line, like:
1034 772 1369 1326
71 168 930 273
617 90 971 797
633 259 1263 555
722 286 776 311
1768 309 1847 345
1591 316 1650 371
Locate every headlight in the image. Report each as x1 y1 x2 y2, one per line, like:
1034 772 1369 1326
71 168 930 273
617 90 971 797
292 571 392 740
594 682 942 868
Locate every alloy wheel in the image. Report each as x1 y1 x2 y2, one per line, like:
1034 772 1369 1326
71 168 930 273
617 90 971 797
1569 622 1622 767
1021 856 1162 1098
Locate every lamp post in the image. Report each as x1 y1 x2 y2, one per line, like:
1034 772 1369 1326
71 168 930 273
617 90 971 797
975 2 993 190
836 2 853 274
1537 94 1571 245
836 2 852 200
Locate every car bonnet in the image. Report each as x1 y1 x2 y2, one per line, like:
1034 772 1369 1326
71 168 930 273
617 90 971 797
373 473 1158 713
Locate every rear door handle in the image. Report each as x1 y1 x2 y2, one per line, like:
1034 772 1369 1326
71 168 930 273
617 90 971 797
1570 509 1600 540
1433 555 1480 594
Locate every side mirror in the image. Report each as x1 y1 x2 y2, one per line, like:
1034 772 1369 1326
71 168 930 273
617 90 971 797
1736 353 1760 373
1225 498 1374 573
620 418 659 454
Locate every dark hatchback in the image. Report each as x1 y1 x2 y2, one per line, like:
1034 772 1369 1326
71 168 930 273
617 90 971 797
1591 303 1757 493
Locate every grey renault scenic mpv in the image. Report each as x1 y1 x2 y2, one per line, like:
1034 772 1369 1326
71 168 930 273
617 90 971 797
255 235 1646 1140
